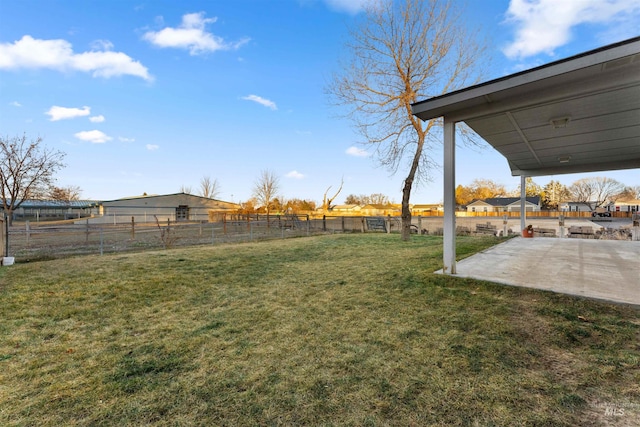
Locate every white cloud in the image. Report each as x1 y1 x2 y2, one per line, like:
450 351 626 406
10 101 22 107
146 144 159 151
503 0 640 59
89 115 105 123
323 0 374 14
241 94 277 110
346 146 370 157
285 170 305 179
90 39 114 51
119 136 135 142
0 35 152 80
143 12 250 55
46 105 91 121
74 130 112 143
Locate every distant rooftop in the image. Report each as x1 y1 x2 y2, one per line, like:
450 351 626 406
3 199 98 209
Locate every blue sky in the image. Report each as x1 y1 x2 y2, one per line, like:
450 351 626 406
1 0 639 203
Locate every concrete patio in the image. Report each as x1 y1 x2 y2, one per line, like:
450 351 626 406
441 237 640 306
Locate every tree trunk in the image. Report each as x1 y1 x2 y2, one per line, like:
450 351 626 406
401 179 412 241
400 135 425 241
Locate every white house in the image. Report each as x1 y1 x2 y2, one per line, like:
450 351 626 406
560 202 593 212
330 204 362 213
411 204 444 215
612 199 640 213
560 201 617 213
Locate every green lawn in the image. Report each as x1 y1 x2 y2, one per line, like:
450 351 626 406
1 234 638 426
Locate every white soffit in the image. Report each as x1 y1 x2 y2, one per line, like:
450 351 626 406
411 37 640 177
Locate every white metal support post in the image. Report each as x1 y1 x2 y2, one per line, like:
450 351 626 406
443 117 456 274
520 175 527 232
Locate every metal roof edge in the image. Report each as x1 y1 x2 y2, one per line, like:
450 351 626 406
411 36 640 119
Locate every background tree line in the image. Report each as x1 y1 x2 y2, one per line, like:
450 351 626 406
344 193 390 206
455 177 640 211
3 135 638 228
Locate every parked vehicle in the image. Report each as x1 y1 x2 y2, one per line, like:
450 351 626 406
591 207 612 217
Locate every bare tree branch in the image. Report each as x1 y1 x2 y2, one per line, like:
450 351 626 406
1 134 66 225
327 0 487 240
49 185 82 202
570 177 626 210
253 169 280 216
200 176 220 199
322 177 344 211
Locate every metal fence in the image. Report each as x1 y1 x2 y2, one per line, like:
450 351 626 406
9 212 635 262
5 215 401 262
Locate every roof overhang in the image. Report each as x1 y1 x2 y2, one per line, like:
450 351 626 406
411 37 640 177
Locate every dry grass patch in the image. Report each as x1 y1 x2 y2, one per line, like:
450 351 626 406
0 234 638 426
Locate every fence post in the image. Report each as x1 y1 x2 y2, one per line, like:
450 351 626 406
323 215 326 232
4 213 8 257
503 214 508 237
100 228 104 256
342 216 345 233
26 221 30 246
387 215 391 234
361 217 365 233
418 215 422 234
307 215 310 236
131 216 135 239
212 223 215 245
86 218 90 244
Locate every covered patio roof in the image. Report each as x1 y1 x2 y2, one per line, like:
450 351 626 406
411 37 640 274
412 36 640 177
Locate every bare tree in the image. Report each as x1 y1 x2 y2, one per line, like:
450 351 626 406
49 185 82 202
322 178 344 212
365 193 390 205
569 177 625 211
344 194 362 205
1 134 66 225
253 169 280 216
615 185 640 201
179 185 192 195
328 0 485 240
345 193 390 205
199 176 220 199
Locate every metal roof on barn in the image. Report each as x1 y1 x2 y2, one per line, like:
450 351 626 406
3 199 98 209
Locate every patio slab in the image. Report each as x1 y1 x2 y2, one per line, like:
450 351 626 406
441 237 640 306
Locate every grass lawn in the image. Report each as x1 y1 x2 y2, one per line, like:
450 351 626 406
1 234 638 426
